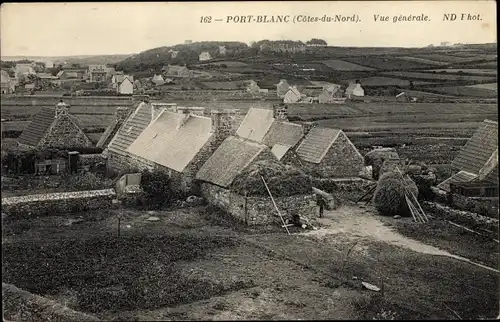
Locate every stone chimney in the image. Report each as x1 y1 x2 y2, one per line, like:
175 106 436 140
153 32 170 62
210 109 237 136
55 100 69 118
301 121 317 135
273 104 288 121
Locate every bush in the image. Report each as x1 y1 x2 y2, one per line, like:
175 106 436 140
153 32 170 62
231 160 312 197
374 172 418 217
140 169 178 209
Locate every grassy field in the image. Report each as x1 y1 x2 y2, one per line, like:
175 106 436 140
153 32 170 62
415 53 497 63
468 83 498 91
427 85 497 98
382 71 496 82
422 69 498 76
342 57 435 70
2 205 498 320
340 76 437 87
318 59 375 71
398 56 449 66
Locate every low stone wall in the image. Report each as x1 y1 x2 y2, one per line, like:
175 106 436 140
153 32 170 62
2 283 100 322
200 183 317 226
79 153 106 167
311 177 376 202
423 201 499 236
431 187 499 219
2 189 116 217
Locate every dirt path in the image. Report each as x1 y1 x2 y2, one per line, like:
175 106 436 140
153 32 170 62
300 206 499 273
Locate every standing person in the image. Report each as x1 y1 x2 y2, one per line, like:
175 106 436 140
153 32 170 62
317 195 326 218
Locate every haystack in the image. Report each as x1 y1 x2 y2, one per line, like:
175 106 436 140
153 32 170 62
373 171 419 217
364 148 400 180
231 159 312 197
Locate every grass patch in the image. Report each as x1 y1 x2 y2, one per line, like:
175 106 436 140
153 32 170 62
2 234 253 314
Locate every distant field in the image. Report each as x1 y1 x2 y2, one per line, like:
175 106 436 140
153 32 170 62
416 54 497 63
398 56 449 66
196 61 248 67
427 86 497 98
317 59 375 71
200 81 244 90
342 57 433 70
341 76 438 87
468 83 497 91
476 61 497 68
421 69 497 76
382 71 496 82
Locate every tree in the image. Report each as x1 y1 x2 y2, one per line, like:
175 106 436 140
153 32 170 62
306 38 327 46
140 169 177 209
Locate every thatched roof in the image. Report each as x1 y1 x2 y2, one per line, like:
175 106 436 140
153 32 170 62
231 159 312 197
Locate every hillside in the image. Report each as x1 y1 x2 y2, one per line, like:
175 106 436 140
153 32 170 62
1 54 133 66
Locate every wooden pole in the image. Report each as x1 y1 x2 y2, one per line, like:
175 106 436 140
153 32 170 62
261 175 290 235
405 195 419 223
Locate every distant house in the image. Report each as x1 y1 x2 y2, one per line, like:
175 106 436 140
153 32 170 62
1 70 15 94
276 79 291 98
218 46 227 56
117 75 134 95
57 70 85 80
438 119 498 196
88 64 114 82
15 63 35 78
151 74 165 86
283 86 302 103
246 80 261 94
17 101 92 149
168 49 179 59
199 51 212 61
162 65 193 78
318 84 342 103
126 109 237 193
345 82 364 98
44 60 54 68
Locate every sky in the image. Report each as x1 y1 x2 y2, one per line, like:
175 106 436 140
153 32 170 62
0 1 497 57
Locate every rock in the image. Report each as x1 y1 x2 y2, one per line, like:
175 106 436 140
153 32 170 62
352 276 358 280
147 211 156 215
301 224 307 229
126 225 132 229
146 216 160 222
393 215 401 219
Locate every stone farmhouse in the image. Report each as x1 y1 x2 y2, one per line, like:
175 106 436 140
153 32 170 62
283 86 303 103
96 107 131 149
1 70 16 94
276 79 291 98
199 51 212 62
126 109 238 193
151 74 165 86
438 119 498 197
87 64 115 83
116 75 134 95
17 101 93 150
162 65 193 78
346 82 365 98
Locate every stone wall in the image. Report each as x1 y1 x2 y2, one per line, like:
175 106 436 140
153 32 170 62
423 201 499 236
2 189 116 217
311 177 375 202
302 132 365 178
431 187 499 219
160 90 277 101
79 153 107 171
200 183 317 226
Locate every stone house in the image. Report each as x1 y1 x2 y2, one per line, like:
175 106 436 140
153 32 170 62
282 123 365 178
276 79 290 98
283 86 302 103
346 82 364 98
15 63 36 79
87 65 114 83
438 119 498 196
106 100 159 173
196 136 317 226
96 107 131 149
151 74 165 86
318 84 343 103
218 46 227 56
246 80 261 94
16 101 93 150
235 106 304 161
1 70 15 94
199 52 212 61
169 49 179 59
162 65 193 78
117 76 134 95
126 109 238 193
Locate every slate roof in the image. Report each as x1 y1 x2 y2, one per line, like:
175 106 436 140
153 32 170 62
127 111 213 173
107 102 152 157
17 107 56 146
271 144 292 160
451 120 498 174
236 108 274 142
262 120 304 148
437 170 478 192
196 136 266 188
295 127 342 164
481 165 499 185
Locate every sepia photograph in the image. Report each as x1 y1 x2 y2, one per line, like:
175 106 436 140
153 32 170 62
1 1 498 320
